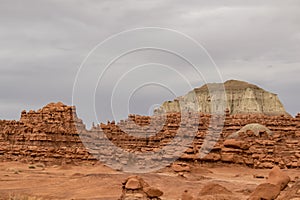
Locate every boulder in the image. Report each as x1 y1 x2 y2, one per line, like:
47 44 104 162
248 183 281 200
266 166 290 190
125 178 142 190
120 176 163 200
143 187 163 198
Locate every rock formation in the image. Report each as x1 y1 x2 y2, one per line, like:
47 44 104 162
154 80 289 116
0 80 299 169
0 102 91 164
249 166 290 200
0 102 299 169
120 176 163 200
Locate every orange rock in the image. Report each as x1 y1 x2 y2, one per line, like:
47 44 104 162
124 178 142 190
249 183 281 200
172 163 191 172
266 166 290 190
143 187 163 198
223 139 249 149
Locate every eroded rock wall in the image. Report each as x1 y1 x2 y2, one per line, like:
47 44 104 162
0 103 92 164
0 103 299 169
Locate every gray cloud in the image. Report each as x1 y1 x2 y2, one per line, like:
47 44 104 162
0 0 299 123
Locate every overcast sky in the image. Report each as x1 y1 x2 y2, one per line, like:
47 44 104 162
0 0 299 125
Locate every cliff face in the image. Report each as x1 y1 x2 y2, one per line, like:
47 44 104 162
154 80 289 116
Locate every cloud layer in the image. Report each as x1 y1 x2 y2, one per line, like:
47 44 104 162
0 0 299 123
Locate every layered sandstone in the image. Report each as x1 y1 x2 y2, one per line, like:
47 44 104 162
154 80 289 116
0 102 299 169
0 102 92 164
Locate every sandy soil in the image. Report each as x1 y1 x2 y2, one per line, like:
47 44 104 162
0 162 299 200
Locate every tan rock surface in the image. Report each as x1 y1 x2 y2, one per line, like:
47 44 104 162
154 80 289 116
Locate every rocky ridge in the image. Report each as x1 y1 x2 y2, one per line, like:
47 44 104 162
0 102 299 169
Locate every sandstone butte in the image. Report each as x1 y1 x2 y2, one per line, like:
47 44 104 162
154 80 289 116
0 79 299 170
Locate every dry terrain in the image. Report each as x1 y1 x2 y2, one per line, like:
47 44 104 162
0 161 299 200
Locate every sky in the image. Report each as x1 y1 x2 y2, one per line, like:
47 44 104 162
0 0 299 126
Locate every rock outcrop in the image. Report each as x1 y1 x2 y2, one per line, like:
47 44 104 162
0 102 91 164
0 102 299 169
154 80 289 116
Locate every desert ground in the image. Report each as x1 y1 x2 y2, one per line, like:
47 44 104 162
0 161 299 200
